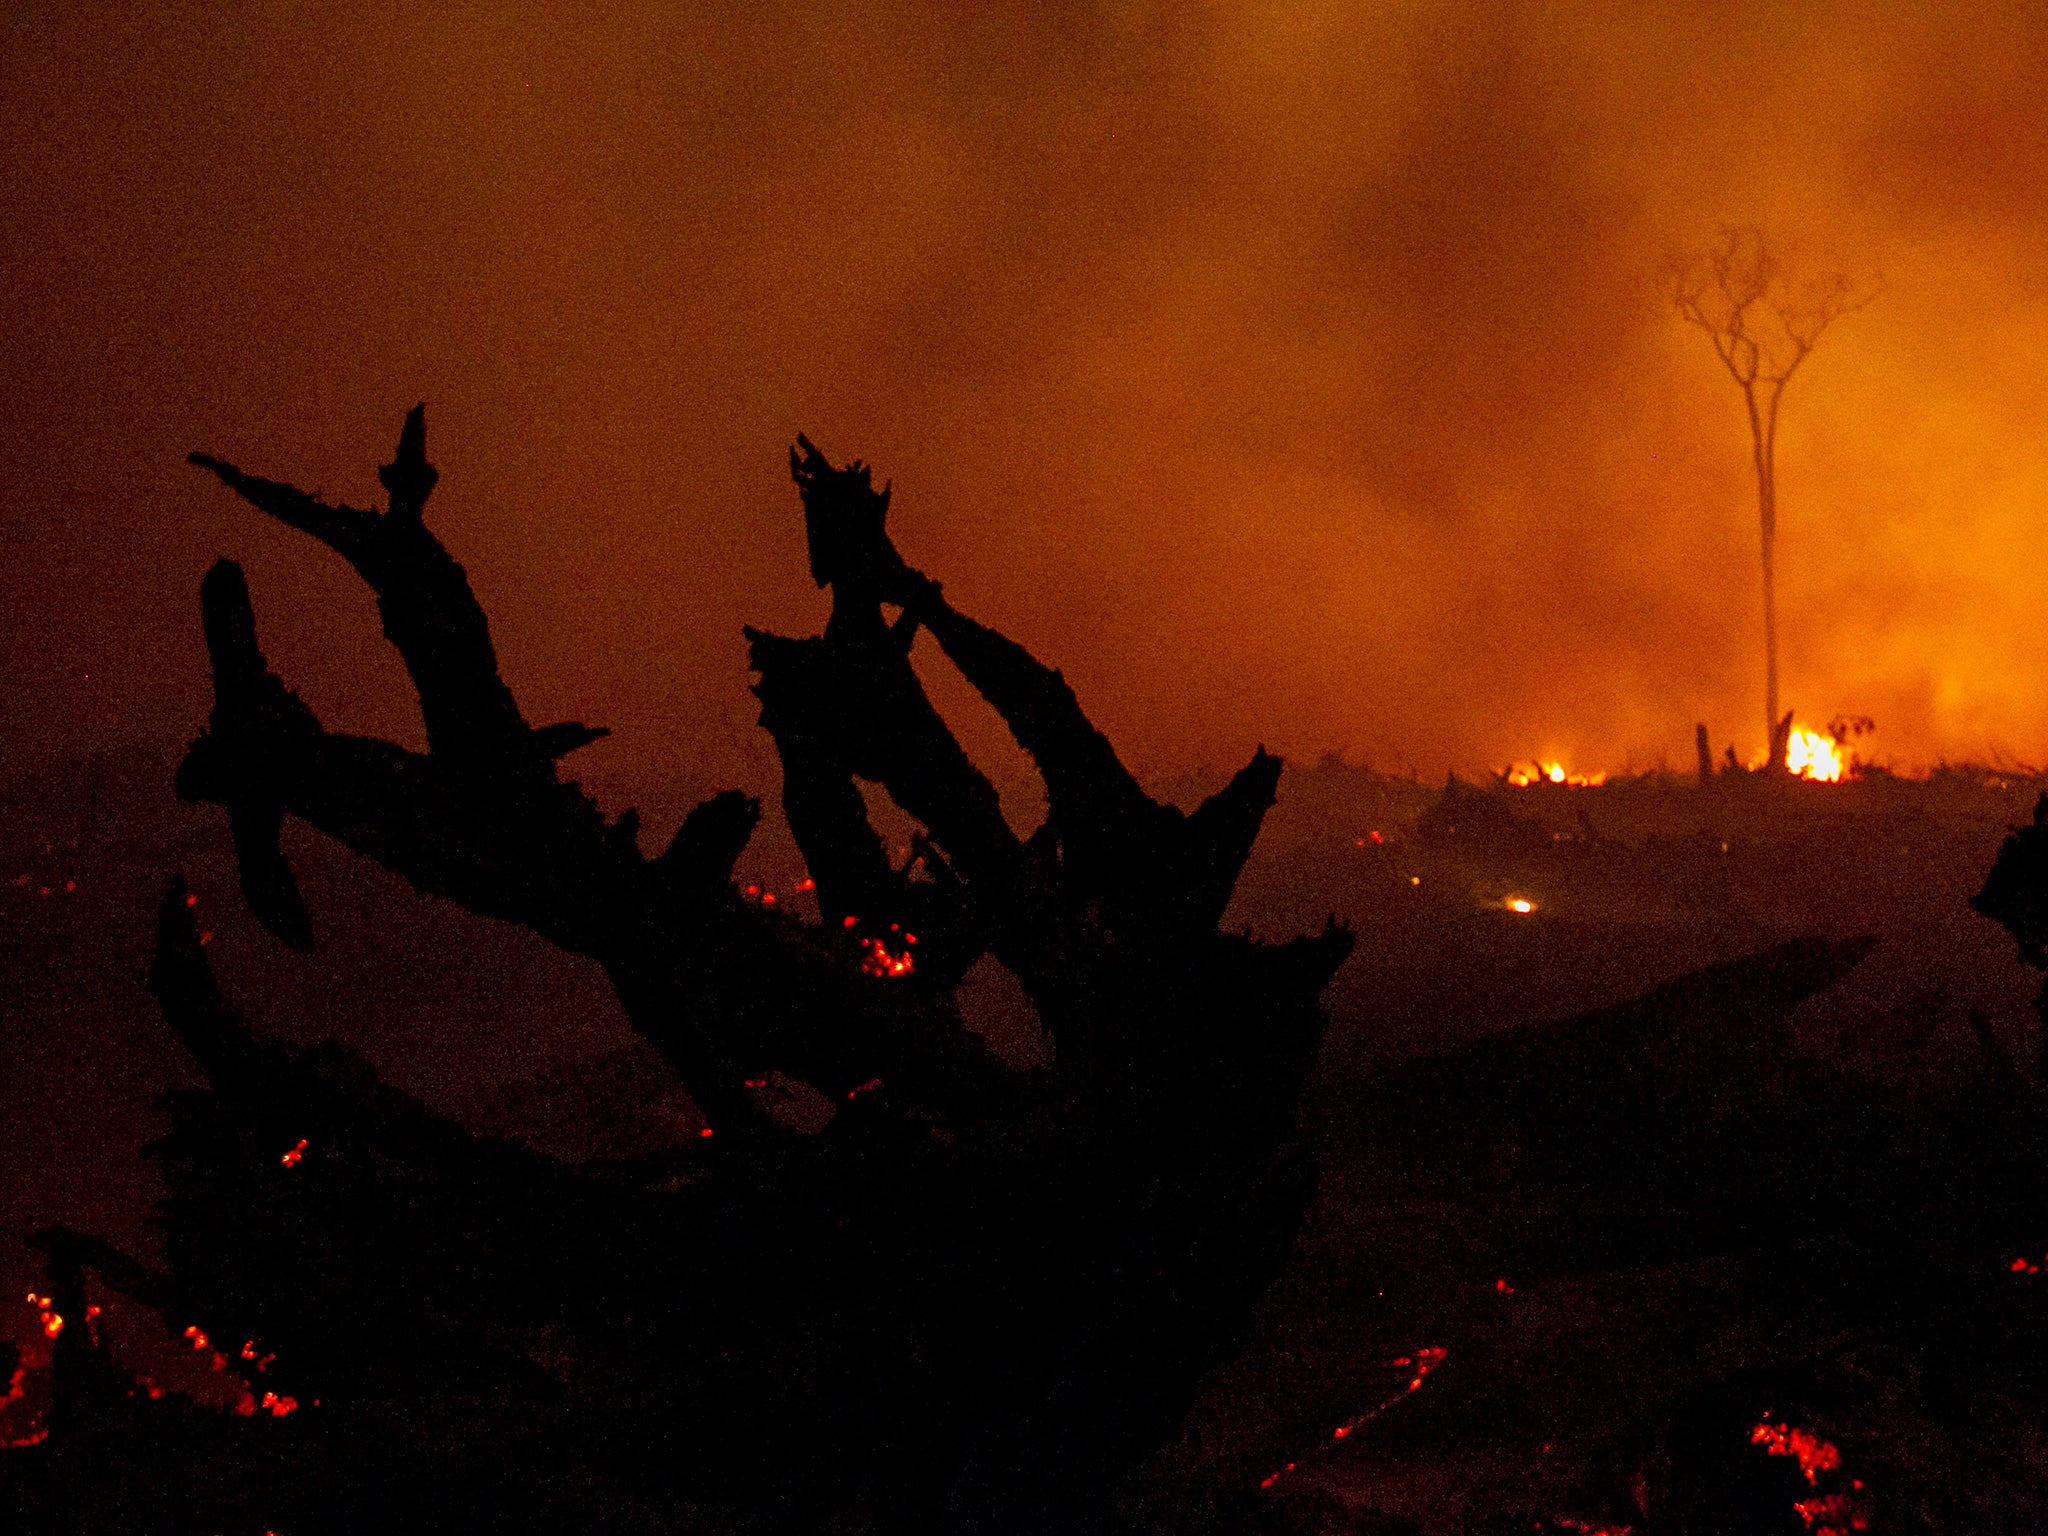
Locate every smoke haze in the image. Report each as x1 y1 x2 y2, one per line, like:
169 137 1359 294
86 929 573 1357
8 0 2048 820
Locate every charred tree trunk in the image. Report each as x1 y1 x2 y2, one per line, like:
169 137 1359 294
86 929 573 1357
17 411 1351 1534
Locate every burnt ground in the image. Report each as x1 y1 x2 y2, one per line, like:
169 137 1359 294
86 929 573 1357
6 747 2048 1532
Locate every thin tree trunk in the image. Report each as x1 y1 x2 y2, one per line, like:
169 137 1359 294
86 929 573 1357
1761 509 1778 752
1745 384 1781 762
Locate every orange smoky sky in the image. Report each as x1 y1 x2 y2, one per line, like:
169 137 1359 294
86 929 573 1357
6 0 2048 823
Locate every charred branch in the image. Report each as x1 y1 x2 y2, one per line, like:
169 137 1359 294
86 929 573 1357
180 414 1019 1137
76 412 1367 1534
190 406 530 763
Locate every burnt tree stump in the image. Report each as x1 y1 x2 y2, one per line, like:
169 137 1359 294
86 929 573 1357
21 410 1351 1535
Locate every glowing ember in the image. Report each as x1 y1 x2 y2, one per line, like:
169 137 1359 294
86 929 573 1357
1505 897 1536 914
1261 1346 1446 1489
26 1293 62 1338
860 937 914 978
1786 728 1845 782
1794 1494 1867 1535
280 1137 307 1167
1752 1417 1867 1536
1752 1419 1840 1483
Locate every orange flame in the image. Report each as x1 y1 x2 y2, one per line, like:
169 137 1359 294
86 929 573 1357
1785 728 1845 782
1506 761 1608 788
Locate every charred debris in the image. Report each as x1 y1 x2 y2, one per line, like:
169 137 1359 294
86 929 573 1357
6 412 1347 1535
10 414 2048 1534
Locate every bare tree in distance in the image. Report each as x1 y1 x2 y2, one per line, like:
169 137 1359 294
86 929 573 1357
1674 228 1875 764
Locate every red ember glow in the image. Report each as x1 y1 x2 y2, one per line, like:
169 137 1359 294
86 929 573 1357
1751 1420 1841 1484
1261 1346 1446 1490
860 937 914 978
26 1293 62 1338
1752 1418 1868 1536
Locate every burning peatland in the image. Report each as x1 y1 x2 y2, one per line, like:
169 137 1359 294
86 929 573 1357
9 417 2048 1533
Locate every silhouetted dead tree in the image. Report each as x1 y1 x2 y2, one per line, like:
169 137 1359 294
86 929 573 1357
13 409 1351 1534
1674 229 1873 761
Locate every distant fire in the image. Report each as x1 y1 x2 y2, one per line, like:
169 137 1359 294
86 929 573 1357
1504 897 1536 915
1785 728 1845 782
1506 762 1608 788
1497 721 1868 787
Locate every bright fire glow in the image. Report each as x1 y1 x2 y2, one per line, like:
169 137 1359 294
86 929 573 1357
1505 897 1535 914
1506 761 1608 788
1786 728 1845 782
